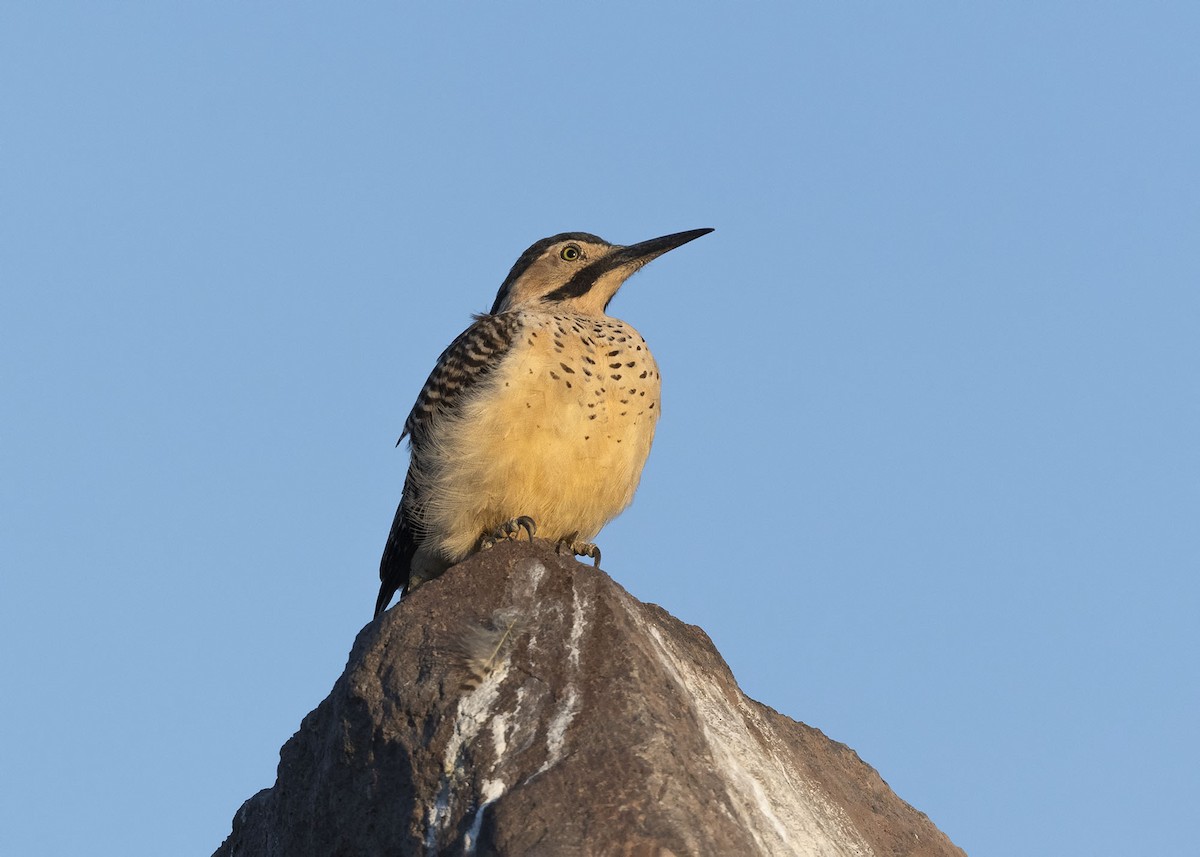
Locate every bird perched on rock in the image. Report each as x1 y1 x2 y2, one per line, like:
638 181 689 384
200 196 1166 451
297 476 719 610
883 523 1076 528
374 228 713 616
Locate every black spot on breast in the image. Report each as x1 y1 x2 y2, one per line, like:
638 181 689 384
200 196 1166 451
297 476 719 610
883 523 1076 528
610 374 622 381
608 362 622 369
625 361 635 368
607 350 620 357
559 362 575 374
550 371 560 380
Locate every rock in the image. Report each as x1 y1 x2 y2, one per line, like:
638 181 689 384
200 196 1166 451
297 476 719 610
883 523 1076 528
214 541 964 857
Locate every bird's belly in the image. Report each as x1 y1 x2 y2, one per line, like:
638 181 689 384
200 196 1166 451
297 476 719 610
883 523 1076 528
423 322 660 561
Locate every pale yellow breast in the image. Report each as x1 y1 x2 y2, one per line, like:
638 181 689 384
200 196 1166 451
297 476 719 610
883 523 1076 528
421 312 661 561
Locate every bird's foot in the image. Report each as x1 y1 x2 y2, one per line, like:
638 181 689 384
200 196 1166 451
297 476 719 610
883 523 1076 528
480 516 537 550
556 537 601 568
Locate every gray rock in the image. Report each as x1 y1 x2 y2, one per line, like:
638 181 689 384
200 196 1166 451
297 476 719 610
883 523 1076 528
214 541 965 857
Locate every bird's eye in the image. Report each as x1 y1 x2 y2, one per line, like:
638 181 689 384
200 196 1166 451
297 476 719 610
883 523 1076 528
560 245 581 261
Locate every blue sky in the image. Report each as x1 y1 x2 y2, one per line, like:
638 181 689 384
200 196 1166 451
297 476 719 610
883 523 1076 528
2 4 1197 855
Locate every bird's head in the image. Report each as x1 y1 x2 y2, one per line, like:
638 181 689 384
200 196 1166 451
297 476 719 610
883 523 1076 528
489 228 713 316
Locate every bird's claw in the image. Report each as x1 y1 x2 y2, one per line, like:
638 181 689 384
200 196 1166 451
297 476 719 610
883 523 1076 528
557 538 601 568
480 516 537 550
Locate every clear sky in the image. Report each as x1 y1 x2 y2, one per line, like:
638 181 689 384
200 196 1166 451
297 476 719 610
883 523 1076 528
2 4 1196 855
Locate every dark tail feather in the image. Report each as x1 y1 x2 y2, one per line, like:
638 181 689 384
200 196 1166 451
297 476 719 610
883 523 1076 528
375 505 416 618
374 578 400 618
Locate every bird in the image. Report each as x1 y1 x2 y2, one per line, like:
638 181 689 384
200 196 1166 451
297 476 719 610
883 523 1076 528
374 227 714 617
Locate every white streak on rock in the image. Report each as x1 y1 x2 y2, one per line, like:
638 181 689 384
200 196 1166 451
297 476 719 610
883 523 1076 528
542 685 579 770
425 650 511 854
525 560 545 591
514 560 546 651
566 579 587 670
644 621 874 857
464 778 507 855
425 561 555 853
536 580 588 773
491 711 509 759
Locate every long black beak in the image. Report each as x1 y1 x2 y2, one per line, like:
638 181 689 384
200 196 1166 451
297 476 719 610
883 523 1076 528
616 228 714 267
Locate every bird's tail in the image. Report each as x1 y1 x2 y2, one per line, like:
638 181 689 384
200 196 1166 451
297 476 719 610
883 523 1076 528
375 506 416 618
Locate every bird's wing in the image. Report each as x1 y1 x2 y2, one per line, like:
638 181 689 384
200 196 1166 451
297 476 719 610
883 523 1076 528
399 311 525 446
376 312 524 617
